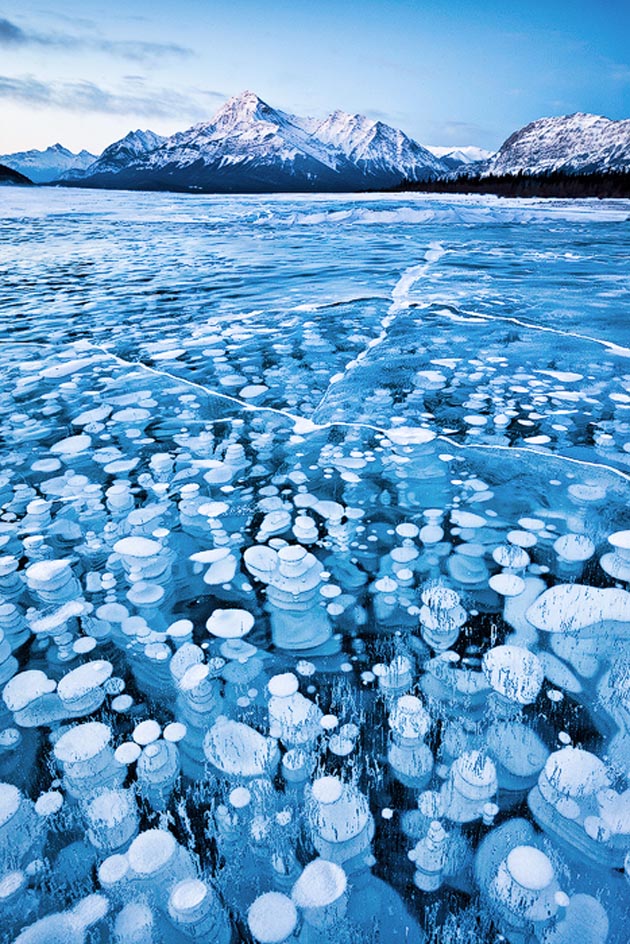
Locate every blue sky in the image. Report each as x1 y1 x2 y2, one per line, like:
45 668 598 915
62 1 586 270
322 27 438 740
1 0 628 154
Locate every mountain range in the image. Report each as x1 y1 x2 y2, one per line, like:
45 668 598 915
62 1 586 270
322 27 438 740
1 93 629 193
425 145 494 169
53 91 447 192
0 143 96 184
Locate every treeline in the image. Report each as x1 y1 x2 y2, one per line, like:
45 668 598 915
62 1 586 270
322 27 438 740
395 169 630 199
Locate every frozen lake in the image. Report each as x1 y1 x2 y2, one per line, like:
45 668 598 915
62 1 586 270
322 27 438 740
0 188 629 942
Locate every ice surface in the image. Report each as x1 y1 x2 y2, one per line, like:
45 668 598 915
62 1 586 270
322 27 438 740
0 188 629 942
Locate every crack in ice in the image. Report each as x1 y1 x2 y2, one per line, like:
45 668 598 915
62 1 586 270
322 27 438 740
433 306 630 359
85 343 425 442
94 335 630 487
311 243 446 418
437 434 630 484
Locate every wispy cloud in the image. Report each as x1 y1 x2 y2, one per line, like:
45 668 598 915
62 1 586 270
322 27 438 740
0 16 193 62
0 74 224 119
0 17 23 44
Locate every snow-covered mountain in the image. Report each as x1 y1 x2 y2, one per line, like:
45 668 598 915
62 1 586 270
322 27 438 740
0 144 96 183
426 145 494 169
143 93 341 178
59 92 446 193
309 110 445 180
486 113 630 176
50 102 630 194
63 130 166 180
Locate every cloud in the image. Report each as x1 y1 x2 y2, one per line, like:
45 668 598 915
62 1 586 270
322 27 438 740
0 16 193 62
0 74 223 119
0 17 26 44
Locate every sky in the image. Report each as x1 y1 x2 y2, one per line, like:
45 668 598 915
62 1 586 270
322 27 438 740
0 0 629 155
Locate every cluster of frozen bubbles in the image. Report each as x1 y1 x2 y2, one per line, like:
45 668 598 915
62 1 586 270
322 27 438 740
0 339 629 944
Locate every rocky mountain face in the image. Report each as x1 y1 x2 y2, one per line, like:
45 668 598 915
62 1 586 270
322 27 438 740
485 113 630 176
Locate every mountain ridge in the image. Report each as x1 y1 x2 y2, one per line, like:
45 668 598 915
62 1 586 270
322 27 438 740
0 144 96 183
5 98 629 194
485 112 630 176
55 91 447 193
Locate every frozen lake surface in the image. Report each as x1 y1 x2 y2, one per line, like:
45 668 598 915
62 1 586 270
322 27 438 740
0 189 629 942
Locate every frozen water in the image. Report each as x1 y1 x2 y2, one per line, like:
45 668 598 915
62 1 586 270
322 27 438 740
0 187 629 942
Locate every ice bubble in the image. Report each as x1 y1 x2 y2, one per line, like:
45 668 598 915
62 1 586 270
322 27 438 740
50 433 92 456
204 718 279 778
248 891 298 943
600 529 630 581
539 747 610 802
113 536 162 560
35 790 63 816
132 720 161 746
291 858 347 908
268 673 299 697
506 845 554 890
206 608 254 638
3 670 56 712
57 660 113 709
482 645 544 704
488 572 525 597
115 742 142 765
163 722 187 742
541 893 609 944
0 781 21 826
25 558 74 590
113 901 155 944
554 533 595 563
54 721 111 764
527 585 630 634
386 427 436 445
389 695 430 739
312 775 343 805
128 828 177 877
112 695 134 713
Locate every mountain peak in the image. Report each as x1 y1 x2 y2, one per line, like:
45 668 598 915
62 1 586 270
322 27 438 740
214 90 273 121
231 89 266 105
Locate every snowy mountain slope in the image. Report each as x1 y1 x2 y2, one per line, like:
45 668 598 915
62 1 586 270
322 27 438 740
426 145 494 169
60 92 448 193
0 144 96 183
487 113 630 176
147 91 342 172
311 110 444 179
63 130 166 179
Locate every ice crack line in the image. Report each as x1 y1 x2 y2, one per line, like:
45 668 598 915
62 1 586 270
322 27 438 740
86 344 418 441
437 306 630 359
437 435 630 484
311 242 446 418
86 344 630 484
